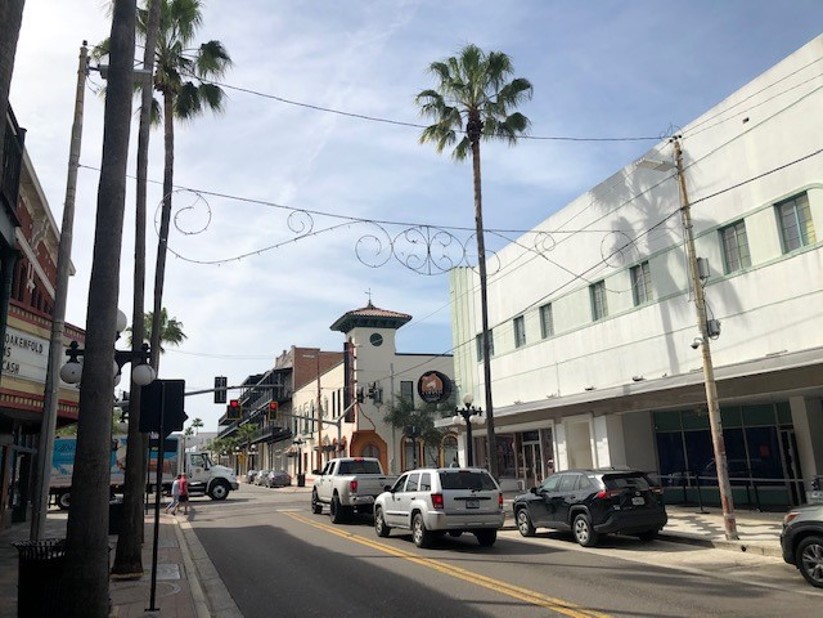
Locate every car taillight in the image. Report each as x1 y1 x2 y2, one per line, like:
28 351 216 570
595 489 622 500
431 493 444 510
498 493 504 510
784 511 799 525
350 479 358 493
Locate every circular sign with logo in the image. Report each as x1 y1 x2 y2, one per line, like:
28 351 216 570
417 370 452 404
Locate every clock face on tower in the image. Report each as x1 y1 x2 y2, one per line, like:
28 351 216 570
369 333 383 347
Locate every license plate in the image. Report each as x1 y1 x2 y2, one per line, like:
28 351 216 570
465 499 479 509
631 496 645 506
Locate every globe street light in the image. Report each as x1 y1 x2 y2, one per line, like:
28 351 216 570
59 310 157 387
452 393 484 467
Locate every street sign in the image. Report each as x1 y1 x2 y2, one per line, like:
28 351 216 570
139 379 187 435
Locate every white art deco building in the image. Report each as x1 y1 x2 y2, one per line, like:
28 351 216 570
449 35 823 509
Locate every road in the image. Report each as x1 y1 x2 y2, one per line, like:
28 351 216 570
185 484 822 617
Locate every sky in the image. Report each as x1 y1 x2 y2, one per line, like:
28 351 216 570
9 1 823 432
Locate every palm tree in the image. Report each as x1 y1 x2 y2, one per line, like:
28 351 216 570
191 417 204 434
384 395 452 470
128 307 188 351
62 3 137 615
140 0 231 371
416 44 532 480
112 0 162 580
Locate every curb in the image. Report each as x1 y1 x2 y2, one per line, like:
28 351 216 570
656 532 784 558
175 519 243 618
172 520 211 618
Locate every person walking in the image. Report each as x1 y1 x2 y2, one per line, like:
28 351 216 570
165 475 181 515
178 473 189 516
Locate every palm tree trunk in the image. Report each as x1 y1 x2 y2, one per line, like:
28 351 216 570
150 91 176 370
468 116 498 480
113 0 161 577
62 2 136 615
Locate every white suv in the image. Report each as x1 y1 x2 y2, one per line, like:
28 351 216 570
373 467 504 548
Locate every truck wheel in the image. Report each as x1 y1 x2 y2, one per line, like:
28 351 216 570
208 481 230 501
56 492 71 511
374 507 391 538
329 495 350 524
412 513 432 548
311 491 322 514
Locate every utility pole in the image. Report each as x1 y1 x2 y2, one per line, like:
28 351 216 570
672 135 738 540
316 353 322 470
31 42 88 541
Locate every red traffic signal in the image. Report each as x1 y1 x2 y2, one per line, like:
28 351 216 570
267 401 278 422
226 399 242 420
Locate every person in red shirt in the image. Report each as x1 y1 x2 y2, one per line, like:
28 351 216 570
178 473 189 515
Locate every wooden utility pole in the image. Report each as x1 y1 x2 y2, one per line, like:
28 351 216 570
32 42 88 541
672 135 738 540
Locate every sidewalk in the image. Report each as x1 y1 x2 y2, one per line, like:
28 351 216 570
0 508 209 618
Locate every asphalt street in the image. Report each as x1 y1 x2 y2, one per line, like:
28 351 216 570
185 484 823 617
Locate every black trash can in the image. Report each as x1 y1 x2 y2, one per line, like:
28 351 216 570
109 499 124 535
13 538 66 618
297 473 306 487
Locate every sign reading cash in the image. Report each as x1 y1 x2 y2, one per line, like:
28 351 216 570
417 370 452 404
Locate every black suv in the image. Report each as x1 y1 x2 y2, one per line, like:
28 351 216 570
781 503 823 588
513 469 667 546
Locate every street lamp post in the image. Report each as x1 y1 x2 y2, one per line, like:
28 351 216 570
452 394 484 467
293 438 305 487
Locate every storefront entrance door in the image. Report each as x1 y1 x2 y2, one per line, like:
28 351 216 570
522 441 540 489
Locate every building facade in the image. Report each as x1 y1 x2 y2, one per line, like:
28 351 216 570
449 35 823 508
0 112 82 529
219 302 456 481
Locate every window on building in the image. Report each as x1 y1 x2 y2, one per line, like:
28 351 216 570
720 220 751 273
400 381 414 407
630 261 652 306
513 316 526 348
777 192 815 253
539 303 554 339
475 330 495 361
590 280 608 321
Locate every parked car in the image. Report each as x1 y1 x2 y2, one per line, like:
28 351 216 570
246 470 259 484
781 503 823 588
254 469 270 486
373 467 504 548
513 468 667 547
264 470 292 488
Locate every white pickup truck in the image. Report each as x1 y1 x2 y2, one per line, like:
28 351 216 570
311 457 397 523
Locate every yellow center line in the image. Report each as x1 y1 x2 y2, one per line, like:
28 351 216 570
286 512 611 618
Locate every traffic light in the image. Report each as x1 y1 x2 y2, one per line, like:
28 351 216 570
267 401 279 423
226 399 242 420
214 376 228 404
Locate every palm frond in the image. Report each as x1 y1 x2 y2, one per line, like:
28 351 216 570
196 40 232 77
